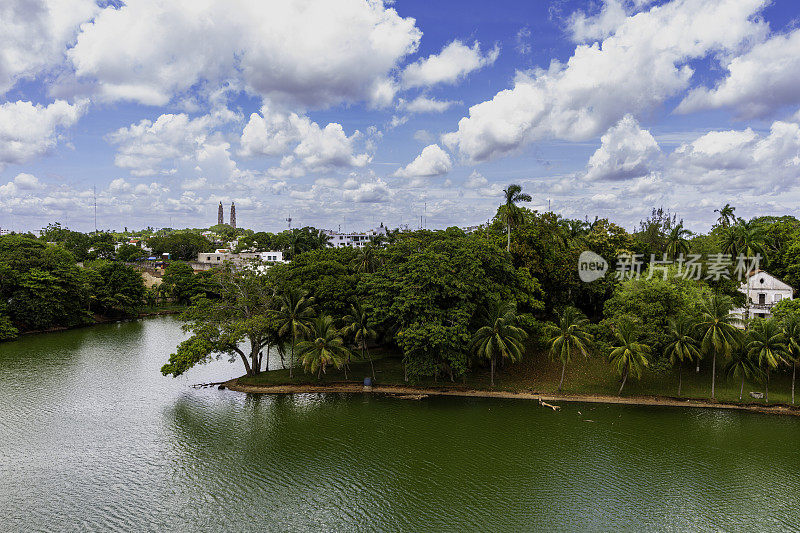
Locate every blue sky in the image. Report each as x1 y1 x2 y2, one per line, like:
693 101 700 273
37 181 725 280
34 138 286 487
2 0 800 233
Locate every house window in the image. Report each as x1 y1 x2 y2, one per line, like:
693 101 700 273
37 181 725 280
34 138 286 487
758 293 766 305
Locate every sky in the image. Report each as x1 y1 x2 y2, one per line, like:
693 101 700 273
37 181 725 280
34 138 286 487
1 0 800 234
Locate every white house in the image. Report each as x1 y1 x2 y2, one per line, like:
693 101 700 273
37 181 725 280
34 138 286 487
258 251 286 263
323 224 388 248
733 270 794 321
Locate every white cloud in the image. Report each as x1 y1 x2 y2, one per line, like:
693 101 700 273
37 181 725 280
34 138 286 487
401 40 499 88
342 178 391 203
677 28 800 118
400 96 459 114
443 0 768 162
240 106 371 174
0 173 44 196
68 0 421 107
667 118 800 192
392 144 452 178
585 115 661 181
0 99 87 169
107 113 222 177
464 170 488 189
0 0 99 95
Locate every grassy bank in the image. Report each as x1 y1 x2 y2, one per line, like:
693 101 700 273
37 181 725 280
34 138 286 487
237 348 799 408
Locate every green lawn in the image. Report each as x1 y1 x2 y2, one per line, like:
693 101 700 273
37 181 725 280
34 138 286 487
237 347 799 407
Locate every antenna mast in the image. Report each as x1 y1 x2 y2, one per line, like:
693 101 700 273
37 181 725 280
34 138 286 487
93 186 97 232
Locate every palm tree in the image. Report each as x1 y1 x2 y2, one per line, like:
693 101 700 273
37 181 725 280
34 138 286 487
747 318 789 404
501 184 532 252
783 315 800 404
351 245 381 274
295 315 350 379
724 346 759 401
275 289 316 378
608 319 650 396
696 295 741 400
714 204 736 228
665 223 693 260
547 307 593 392
470 301 528 386
343 302 377 380
664 317 700 397
721 220 766 259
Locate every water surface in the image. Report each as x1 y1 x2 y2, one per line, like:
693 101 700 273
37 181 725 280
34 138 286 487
1 317 798 532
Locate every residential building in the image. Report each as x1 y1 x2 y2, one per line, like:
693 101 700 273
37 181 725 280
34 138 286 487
733 270 794 321
323 224 388 248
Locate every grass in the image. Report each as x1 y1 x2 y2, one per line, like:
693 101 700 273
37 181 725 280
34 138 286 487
236 346 799 407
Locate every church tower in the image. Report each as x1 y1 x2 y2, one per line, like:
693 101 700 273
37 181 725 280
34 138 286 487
217 201 223 225
230 202 236 229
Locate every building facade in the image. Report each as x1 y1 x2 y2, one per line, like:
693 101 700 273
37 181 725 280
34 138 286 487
322 224 388 248
733 270 794 321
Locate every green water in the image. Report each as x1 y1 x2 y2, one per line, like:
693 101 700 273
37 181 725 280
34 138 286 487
1 316 799 532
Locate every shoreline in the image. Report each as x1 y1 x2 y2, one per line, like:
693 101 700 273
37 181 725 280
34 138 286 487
224 379 800 417
18 308 183 337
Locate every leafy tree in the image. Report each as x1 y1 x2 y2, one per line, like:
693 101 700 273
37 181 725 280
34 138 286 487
117 243 146 262
500 184 531 252
85 260 146 317
160 262 208 305
724 346 759 400
148 232 213 261
343 302 377 380
275 289 316 378
351 245 381 274
665 223 693 260
295 315 350 379
714 204 736 228
696 294 741 400
664 317 700 397
783 315 800 404
746 318 789 404
547 306 593 391
608 318 650 395
161 267 273 377
470 301 527 386
720 220 767 259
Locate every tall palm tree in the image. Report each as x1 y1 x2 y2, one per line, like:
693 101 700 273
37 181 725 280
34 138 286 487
343 302 378 380
547 307 593 392
470 301 527 386
351 245 381 274
714 204 736 228
721 220 766 259
724 346 759 401
783 315 800 404
608 319 650 396
295 315 350 379
501 184 532 252
696 294 741 400
664 317 700 397
665 223 693 260
275 289 316 378
747 318 789 404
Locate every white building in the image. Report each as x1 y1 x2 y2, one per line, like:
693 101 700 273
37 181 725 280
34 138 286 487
258 251 286 263
195 249 286 270
323 224 388 248
733 270 794 321
0 227 11 236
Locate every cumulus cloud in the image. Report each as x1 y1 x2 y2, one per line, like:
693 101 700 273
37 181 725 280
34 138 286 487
443 0 768 162
0 0 99 95
240 106 371 175
677 28 800 119
67 0 421 107
107 113 226 177
0 173 44 196
585 115 661 181
392 144 452 179
342 178 391 203
667 118 800 192
0 99 87 169
464 170 489 189
401 40 499 88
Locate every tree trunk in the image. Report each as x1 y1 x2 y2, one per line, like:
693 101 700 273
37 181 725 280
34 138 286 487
404 360 408 382
558 359 566 392
677 361 682 397
711 353 717 400
618 367 628 396
289 331 295 378
265 345 270 372
238 351 253 375
740 375 744 400
793 362 796 405
491 356 495 387
765 368 770 404
507 223 511 252
365 345 375 381
279 348 286 369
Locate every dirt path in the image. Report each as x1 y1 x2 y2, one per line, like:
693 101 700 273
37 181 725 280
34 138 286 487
224 380 800 417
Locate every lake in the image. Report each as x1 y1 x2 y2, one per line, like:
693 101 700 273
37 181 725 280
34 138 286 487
1 316 799 532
